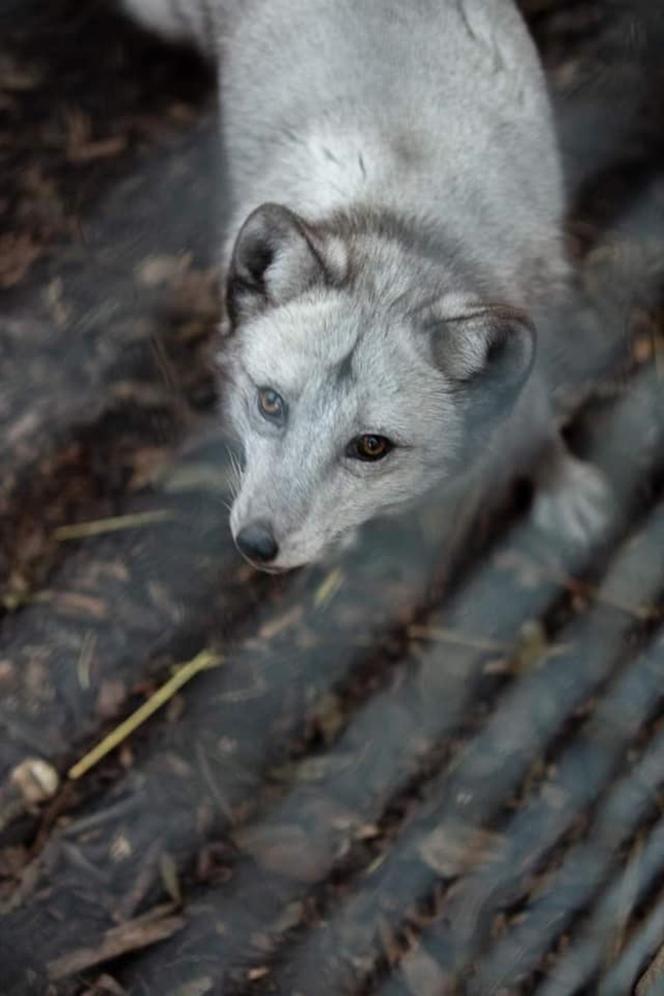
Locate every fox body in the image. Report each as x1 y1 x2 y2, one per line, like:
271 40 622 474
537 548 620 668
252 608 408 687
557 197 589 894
123 0 606 570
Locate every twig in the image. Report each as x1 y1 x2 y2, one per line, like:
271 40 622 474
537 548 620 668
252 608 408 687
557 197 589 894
314 568 344 608
536 565 661 621
408 624 507 654
68 649 223 779
54 509 174 541
47 903 184 980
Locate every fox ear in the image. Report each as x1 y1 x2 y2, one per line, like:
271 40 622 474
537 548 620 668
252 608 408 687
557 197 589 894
430 306 536 422
226 203 331 325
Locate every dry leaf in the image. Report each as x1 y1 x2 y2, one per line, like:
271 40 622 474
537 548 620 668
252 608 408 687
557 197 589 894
247 967 269 981
172 981 214 996
48 904 184 980
235 823 329 883
0 232 42 287
136 254 192 288
637 940 664 996
418 821 502 877
159 851 182 905
400 946 452 996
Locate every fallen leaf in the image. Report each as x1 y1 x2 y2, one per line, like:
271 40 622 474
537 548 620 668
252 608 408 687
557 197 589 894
637 939 664 996
400 946 452 996
47 904 184 980
418 821 503 877
173 975 214 996
235 823 330 883
136 253 193 288
172 981 214 996
0 233 42 287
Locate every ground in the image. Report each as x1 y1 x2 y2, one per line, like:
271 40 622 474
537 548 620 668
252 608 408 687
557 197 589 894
0 1 663 994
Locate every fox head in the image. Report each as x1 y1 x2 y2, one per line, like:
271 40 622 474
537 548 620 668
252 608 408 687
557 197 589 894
221 203 535 571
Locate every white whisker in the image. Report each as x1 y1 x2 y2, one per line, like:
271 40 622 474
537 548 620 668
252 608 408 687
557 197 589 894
225 446 244 501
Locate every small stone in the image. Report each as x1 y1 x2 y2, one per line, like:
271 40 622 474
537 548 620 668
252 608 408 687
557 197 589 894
10 757 59 805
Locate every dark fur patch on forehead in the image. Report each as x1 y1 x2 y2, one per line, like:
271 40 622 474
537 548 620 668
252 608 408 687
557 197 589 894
334 346 355 385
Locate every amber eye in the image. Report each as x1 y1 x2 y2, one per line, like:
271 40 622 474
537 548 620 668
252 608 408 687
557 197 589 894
257 387 286 422
347 434 394 462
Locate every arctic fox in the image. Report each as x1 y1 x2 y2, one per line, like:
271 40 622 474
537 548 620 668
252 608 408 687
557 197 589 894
123 0 608 570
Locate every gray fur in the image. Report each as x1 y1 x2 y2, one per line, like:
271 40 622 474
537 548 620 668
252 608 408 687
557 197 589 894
123 0 607 570
120 0 223 53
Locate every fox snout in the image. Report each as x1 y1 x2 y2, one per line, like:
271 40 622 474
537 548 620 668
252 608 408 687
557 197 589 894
234 520 280 568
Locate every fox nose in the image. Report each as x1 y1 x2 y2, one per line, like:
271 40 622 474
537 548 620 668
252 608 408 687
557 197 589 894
235 522 279 564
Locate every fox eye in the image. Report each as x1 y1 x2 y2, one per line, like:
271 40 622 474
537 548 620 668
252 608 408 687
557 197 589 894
346 434 394 462
257 387 286 422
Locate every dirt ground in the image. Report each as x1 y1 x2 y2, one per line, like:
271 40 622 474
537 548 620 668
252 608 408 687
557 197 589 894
1 1 663 994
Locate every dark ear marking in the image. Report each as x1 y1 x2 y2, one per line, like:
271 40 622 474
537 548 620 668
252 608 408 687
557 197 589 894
430 305 535 384
238 238 275 290
226 203 333 327
471 305 536 395
429 304 536 428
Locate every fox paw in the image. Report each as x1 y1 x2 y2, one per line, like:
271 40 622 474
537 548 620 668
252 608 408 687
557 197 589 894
533 455 612 548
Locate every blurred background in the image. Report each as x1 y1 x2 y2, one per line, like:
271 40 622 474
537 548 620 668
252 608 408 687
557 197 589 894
0 1 663 993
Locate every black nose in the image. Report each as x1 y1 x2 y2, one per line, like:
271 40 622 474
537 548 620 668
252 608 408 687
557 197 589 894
235 522 279 564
